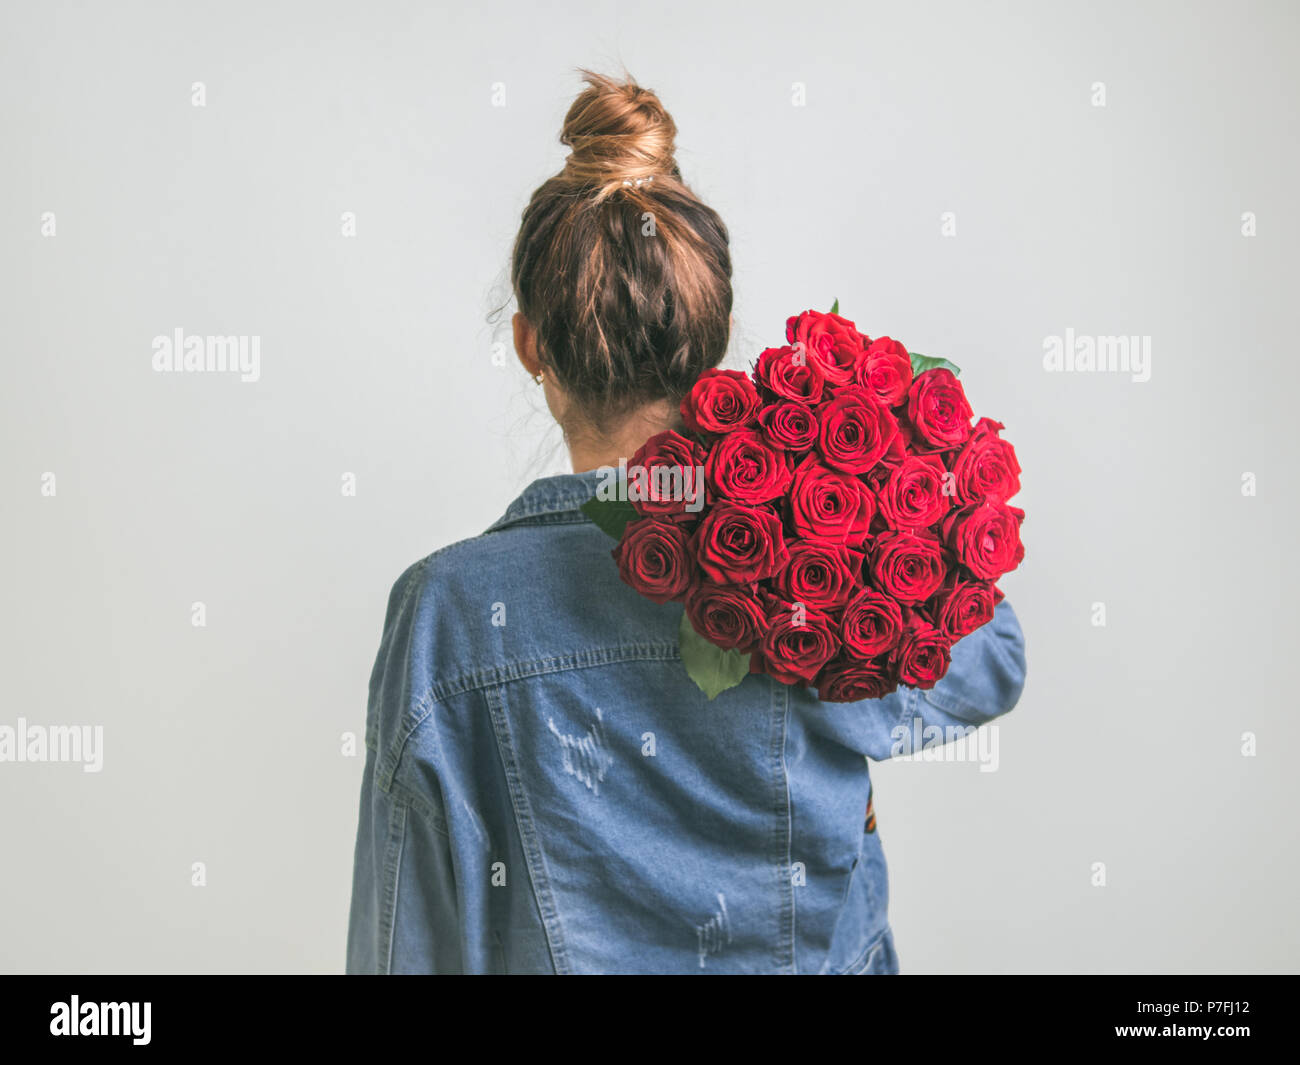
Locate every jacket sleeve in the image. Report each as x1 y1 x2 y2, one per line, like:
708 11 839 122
860 597 1027 761
345 740 394 973
345 738 461 973
346 560 462 974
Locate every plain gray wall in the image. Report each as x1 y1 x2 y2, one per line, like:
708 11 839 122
2 0 1297 973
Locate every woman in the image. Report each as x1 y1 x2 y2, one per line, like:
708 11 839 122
346 70 1027 974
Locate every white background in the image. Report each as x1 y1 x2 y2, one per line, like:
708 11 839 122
2 0 1297 973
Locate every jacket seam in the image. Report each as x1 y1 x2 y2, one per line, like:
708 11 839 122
873 690 917 761
772 680 796 973
376 688 437 792
905 688 921 744
483 685 571 974
836 924 891 975
386 766 450 836
395 643 682 712
364 557 430 752
379 796 409 974
484 512 593 533
393 555 430 613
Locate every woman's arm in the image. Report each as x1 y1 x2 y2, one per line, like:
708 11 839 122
346 739 461 974
800 598 1026 762
864 597 1027 761
347 560 461 974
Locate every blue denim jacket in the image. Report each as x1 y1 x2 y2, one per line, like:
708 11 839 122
346 469 1027 974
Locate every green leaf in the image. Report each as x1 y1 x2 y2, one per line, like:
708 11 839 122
678 612 751 700
829 297 839 315
579 497 638 540
909 350 961 378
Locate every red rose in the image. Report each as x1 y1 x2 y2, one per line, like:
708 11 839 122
680 369 761 435
612 518 694 604
789 456 876 546
871 530 947 604
691 503 789 584
684 583 767 653
772 540 863 610
942 502 1025 580
839 587 905 657
704 428 793 505
854 336 912 408
785 310 868 388
907 369 972 450
879 453 950 530
891 615 952 689
817 386 898 474
628 430 707 521
758 401 819 452
932 577 997 639
815 655 896 702
881 416 918 464
597 308 1023 706
754 597 840 685
755 344 826 403
950 417 1021 504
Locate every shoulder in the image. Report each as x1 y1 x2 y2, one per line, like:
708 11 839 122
371 516 674 706
375 514 628 664
384 516 603 620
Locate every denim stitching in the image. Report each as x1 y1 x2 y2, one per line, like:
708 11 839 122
379 797 408 974
838 925 890 975
377 688 437 791
481 473 603 532
386 772 449 836
484 513 593 533
876 690 916 761
781 688 797 974
769 679 797 973
412 643 683 708
483 685 571 974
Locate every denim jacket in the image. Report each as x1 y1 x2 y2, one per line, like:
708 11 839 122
346 469 1027 974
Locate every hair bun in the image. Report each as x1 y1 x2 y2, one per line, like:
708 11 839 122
559 69 679 190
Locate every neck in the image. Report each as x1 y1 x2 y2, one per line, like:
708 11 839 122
565 399 681 473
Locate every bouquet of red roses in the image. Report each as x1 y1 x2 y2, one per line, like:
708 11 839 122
580 304 1024 702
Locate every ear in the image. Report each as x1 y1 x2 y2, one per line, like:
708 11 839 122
513 312 542 378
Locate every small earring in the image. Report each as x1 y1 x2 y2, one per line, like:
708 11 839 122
534 371 544 385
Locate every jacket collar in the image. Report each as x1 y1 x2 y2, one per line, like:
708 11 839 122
484 469 607 533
